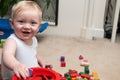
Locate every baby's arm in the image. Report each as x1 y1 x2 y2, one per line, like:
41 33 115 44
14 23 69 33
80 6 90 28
36 53 47 68
2 38 29 79
36 52 52 68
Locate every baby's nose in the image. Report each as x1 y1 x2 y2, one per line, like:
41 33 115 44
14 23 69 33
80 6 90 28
23 24 31 29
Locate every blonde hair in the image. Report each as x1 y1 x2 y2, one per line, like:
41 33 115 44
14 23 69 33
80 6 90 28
11 0 42 19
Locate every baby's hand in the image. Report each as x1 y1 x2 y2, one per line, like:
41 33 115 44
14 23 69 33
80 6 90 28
13 63 29 79
42 63 53 69
45 64 53 69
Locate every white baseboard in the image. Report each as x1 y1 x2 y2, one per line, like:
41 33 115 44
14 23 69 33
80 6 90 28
81 27 104 39
92 28 104 38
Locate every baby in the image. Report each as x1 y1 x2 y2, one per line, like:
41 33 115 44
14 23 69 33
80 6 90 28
1 1 51 80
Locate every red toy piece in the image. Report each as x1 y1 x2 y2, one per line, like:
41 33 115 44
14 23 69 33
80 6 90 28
12 67 61 80
79 55 84 60
61 61 66 67
70 73 79 78
80 74 91 80
68 69 78 74
26 76 42 80
60 77 66 80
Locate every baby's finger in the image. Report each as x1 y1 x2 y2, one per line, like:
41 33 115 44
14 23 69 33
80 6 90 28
15 71 21 78
45 65 53 69
19 68 29 79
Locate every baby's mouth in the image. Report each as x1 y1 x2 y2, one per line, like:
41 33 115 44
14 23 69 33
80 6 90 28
22 31 31 34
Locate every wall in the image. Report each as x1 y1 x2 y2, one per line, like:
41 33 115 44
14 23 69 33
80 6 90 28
42 0 107 39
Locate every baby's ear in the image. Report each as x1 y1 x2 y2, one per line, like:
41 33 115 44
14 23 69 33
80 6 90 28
39 23 42 28
9 18 14 29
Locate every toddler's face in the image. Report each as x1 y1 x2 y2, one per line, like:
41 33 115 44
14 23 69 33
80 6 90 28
10 9 41 41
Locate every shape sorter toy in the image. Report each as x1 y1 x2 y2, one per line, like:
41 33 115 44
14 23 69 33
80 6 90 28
12 68 61 80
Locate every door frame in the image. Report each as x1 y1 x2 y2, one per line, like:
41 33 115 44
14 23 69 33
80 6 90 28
111 0 120 43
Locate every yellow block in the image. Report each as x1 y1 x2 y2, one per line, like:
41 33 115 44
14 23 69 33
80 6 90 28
92 72 99 80
71 77 76 80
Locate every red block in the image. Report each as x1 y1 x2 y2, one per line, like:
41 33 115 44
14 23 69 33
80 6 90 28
70 73 79 78
61 61 66 67
60 77 66 80
80 74 91 80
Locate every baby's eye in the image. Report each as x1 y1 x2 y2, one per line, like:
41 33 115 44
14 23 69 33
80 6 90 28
31 22 37 24
18 20 25 23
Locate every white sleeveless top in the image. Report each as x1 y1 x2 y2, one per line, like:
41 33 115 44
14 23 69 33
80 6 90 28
1 34 39 79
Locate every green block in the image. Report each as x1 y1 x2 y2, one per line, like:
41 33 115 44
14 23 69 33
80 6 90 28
83 78 88 80
64 73 70 77
79 71 84 75
84 66 90 74
66 76 71 80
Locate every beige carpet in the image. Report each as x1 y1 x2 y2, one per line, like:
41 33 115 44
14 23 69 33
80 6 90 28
1 34 120 80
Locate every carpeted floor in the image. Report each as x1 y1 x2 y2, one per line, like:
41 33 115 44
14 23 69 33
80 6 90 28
0 34 120 80
36 34 120 80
